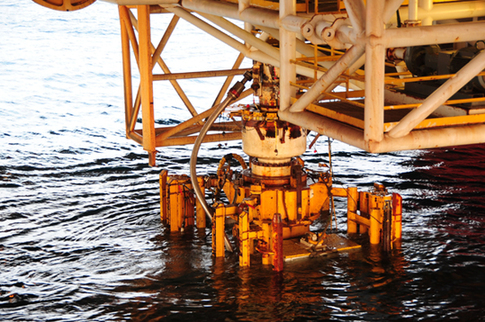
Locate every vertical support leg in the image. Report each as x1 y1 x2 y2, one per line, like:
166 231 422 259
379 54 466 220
160 170 168 223
347 187 358 234
184 183 195 228
196 176 206 229
364 0 385 146
137 5 157 166
119 6 133 138
169 183 181 232
369 208 381 244
392 193 403 240
262 221 272 266
239 211 251 267
272 213 284 272
359 192 368 234
213 204 226 258
279 0 296 112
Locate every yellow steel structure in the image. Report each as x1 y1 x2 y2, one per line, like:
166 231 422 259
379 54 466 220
33 0 485 163
160 151 403 269
32 0 485 270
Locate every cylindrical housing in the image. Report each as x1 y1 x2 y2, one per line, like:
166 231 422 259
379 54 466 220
242 122 306 162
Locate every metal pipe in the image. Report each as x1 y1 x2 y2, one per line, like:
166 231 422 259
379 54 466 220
137 5 157 165
383 0 405 25
257 25 365 89
289 44 365 113
119 6 133 137
388 49 485 138
279 0 296 112
419 0 433 11
408 0 418 21
371 124 485 152
198 13 280 60
190 72 252 253
166 7 279 67
170 8 334 83
365 0 385 144
278 109 366 150
239 0 249 13
387 1 485 24
153 68 249 81
419 0 434 25
383 21 485 48
181 0 280 29
343 0 366 35
279 109 485 154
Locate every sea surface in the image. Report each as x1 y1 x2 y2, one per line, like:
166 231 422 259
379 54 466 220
1 1 485 321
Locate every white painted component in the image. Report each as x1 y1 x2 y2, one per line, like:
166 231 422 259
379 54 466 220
242 125 306 162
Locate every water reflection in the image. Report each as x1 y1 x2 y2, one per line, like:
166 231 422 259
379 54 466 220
111 228 413 321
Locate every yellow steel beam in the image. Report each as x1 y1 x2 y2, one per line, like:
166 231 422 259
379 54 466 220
151 15 179 70
137 5 157 165
129 85 141 133
127 9 199 117
153 68 250 81
119 6 140 67
120 6 133 138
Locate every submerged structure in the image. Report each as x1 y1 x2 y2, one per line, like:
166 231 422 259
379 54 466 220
33 0 485 270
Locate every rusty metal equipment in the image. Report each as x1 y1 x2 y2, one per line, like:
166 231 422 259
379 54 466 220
160 64 403 271
32 0 485 270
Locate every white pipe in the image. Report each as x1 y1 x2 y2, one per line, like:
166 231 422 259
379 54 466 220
419 0 434 25
278 110 366 150
387 1 485 24
181 0 279 28
383 0 405 24
343 0 366 35
419 0 433 11
408 0 418 21
180 0 306 33
279 0 296 112
336 0 403 46
199 13 280 59
289 44 365 113
279 110 485 154
388 49 485 139
166 7 278 67
365 0 385 144
280 14 309 33
168 7 326 84
383 21 485 48
239 0 250 14
371 124 485 153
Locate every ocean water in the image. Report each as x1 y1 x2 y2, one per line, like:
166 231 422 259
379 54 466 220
1 1 485 321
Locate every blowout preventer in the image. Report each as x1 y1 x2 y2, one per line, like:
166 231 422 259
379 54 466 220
160 62 403 271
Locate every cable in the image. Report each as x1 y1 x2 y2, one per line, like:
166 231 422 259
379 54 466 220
190 71 252 253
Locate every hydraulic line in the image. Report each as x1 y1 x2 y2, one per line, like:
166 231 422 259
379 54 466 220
190 71 252 253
